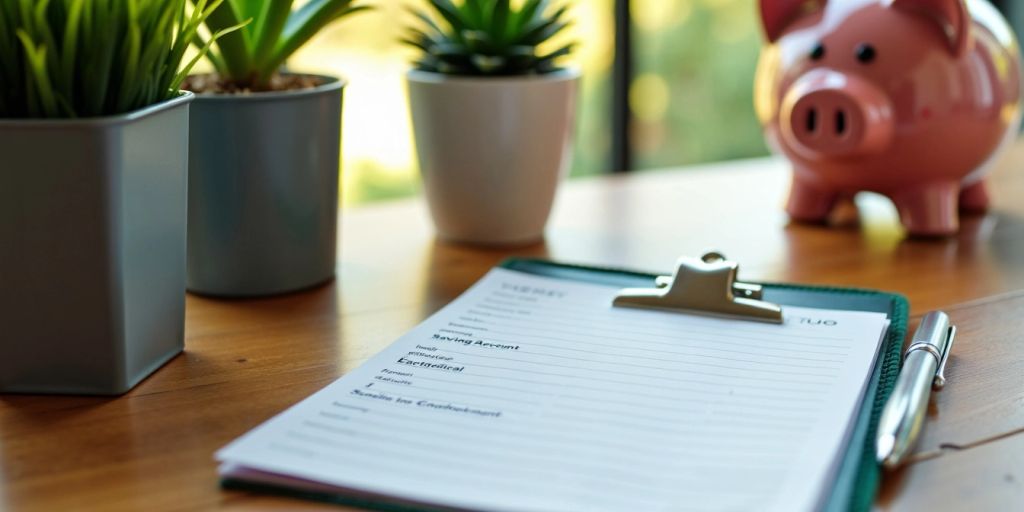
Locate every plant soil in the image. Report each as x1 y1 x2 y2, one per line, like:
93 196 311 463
182 73 325 94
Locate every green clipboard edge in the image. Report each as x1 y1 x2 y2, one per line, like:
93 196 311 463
222 258 908 512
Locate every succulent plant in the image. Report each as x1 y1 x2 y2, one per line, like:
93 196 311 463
192 0 370 90
404 0 574 76
0 0 234 118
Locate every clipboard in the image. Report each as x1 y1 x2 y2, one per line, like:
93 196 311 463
223 255 908 512
499 256 908 512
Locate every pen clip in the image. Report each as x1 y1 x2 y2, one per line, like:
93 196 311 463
933 325 956 390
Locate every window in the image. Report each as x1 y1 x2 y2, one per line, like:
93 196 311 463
287 1 614 205
283 0 1024 206
629 0 767 170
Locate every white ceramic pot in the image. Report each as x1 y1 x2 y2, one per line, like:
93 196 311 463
407 69 579 246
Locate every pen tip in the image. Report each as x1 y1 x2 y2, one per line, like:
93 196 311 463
876 434 895 465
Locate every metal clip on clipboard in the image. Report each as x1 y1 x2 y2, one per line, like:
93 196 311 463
612 252 784 324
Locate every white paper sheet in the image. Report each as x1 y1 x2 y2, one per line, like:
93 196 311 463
217 268 890 512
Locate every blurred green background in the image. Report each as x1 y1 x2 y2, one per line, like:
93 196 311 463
282 0 770 206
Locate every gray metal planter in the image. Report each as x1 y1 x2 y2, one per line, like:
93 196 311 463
0 93 193 395
186 75 343 297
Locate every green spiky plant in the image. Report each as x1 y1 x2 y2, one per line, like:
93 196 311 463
404 0 574 76
0 0 239 119
192 0 370 90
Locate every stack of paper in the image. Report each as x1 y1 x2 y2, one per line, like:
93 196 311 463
218 268 890 512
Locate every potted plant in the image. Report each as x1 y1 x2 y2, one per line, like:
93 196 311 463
184 0 368 297
404 0 578 246
0 0 231 394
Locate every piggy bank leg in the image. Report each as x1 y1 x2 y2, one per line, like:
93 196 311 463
958 180 990 213
893 182 960 236
786 175 838 223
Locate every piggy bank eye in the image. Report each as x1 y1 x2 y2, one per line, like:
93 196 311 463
856 43 877 64
810 43 826 61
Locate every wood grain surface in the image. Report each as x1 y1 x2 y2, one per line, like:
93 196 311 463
4 141 1024 511
876 292 1024 510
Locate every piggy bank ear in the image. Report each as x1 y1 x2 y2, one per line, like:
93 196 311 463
759 0 828 43
891 0 971 56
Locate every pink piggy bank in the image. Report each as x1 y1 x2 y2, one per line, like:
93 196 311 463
755 0 1022 235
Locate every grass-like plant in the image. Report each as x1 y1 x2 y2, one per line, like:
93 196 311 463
193 0 370 90
404 0 574 76
0 0 237 119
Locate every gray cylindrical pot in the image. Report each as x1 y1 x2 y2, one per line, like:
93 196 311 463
186 75 343 297
408 69 579 246
0 94 193 395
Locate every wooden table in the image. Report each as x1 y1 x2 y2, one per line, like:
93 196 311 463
4 142 1024 511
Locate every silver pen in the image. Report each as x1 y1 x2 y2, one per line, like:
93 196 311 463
876 311 956 469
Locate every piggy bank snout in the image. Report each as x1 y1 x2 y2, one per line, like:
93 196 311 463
781 71 894 159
